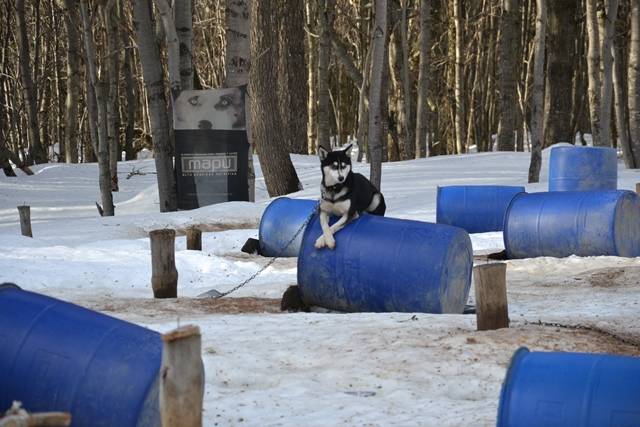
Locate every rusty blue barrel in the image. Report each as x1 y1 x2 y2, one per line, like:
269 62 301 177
504 190 640 258
436 185 525 233
0 284 161 427
297 214 473 313
259 197 318 257
498 347 640 426
548 145 617 191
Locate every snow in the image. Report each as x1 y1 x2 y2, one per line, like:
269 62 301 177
2 145 640 426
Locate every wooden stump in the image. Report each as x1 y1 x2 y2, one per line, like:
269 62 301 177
473 263 509 331
186 227 202 251
17 205 32 237
150 229 178 298
636 183 640 195
160 325 204 427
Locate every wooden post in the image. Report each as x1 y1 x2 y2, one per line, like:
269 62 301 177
160 325 204 427
150 229 178 298
636 182 640 194
473 262 509 331
186 227 202 251
17 205 32 237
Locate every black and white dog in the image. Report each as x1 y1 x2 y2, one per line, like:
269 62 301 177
315 144 386 249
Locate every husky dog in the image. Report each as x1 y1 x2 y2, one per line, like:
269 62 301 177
315 144 386 249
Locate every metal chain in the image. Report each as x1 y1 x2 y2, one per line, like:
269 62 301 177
209 200 321 299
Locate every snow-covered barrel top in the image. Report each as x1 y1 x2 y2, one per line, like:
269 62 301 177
297 214 473 313
0 284 162 427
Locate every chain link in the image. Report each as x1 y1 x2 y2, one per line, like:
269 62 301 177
208 200 321 299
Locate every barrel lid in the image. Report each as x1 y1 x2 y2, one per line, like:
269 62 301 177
502 191 527 259
0 283 21 291
497 347 530 426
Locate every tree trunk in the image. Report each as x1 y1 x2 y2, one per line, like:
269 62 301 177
175 0 193 91
528 0 546 182
497 0 521 151
133 0 178 212
613 41 634 167
544 0 578 147
16 0 47 164
317 0 335 151
306 0 318 154
250 0 302 196
277 0 308 154
80 0 114 216
62 0 80 163
586 0 603 146
399 0 414 159
368 0 387 189
123 35 136 161
599 0 619 147
225 0 255 202
154 0 182 99
105 0 120 191
629 0 640 164
453 0 466 154
415 0 430 158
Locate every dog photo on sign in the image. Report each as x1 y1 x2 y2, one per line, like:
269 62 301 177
173 87 246 131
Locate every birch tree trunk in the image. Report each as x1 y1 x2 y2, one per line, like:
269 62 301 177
368 0 387 189
62 0 80 163
528 0 546 182
317 0 335 151
225 0 255 202
175 0 193 91
586 0 603 146
415 0 430 158
599 0 619 147
306 1 318 154
80 0 114 216
132 0 178 212
453 0 465 154
16 0 47 164
497 0 520 151
628 0 640 164
399 0 414 159
250 0 302 196
154 0 181 99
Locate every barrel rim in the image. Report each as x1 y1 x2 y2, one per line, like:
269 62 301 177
497 346 530 426
0 283 21 291
502 191 528 259
612 190 638 257
550 145 617 153
258 197 291 251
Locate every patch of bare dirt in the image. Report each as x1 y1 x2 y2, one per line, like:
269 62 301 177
80 297 282 317
174 222 258 234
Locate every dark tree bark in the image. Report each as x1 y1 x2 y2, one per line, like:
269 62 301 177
133 0 178 212
497 0 521 151
528 0 546 182
250 0 302 196
277 0 308 154
543 0 578 147
16 0 47 164
415 0 430 158
175 0 193 91
369 0 387 189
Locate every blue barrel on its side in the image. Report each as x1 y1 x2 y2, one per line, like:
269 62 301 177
549 145 618 191
0 284 161 427
297 214 473 313
436 185 525 233
504 190 640 259
498 347 640 427
259 198 318 257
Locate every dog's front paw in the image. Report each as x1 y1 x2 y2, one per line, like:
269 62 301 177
326 235 336 249
315 236 326 248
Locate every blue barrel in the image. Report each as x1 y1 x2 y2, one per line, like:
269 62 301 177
504 190 640 259
549 145 617 191
0 284 161 427
498 347 640 427
259 197 318 257
297 214 473 313
436 185 525 233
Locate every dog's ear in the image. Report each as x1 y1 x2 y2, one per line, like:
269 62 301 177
343 144 353 157
318 146 329 160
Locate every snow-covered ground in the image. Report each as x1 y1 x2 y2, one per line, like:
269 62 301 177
2 146 640 426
